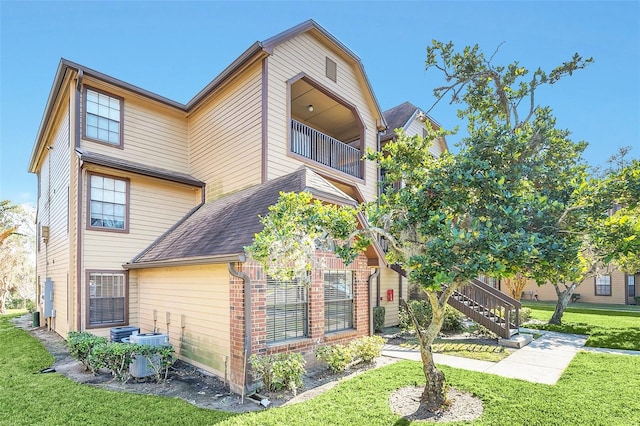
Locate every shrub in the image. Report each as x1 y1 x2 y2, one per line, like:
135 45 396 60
373 306 385 333
441 305 465 333
249 353 307 394
100 342 139 382
519 307 532 323
67 331 108 372
249 354 277 392
136 344 176 383
272 353 306 395
349 335 384 363
399 301 465 333
399 300 433 332
315 344 353 373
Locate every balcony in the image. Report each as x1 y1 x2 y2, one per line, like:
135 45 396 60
290 119 363 179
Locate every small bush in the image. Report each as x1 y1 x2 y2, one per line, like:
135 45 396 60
100 342 139 382
315 344 353 373
373 306 385 333
349 335 384 363
273 353 306 395
441 305 465 333
519 307 532 323
399 300 432 332
250 353 306 394
67 332 108 372
136 344 176 383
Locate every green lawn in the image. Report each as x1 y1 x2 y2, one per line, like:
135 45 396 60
523 302 640 351
3 312 640 425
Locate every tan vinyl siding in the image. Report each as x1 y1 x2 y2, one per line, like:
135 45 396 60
137 265 231 378
521 269 629 305
188 62 263 200
79 78 189 174
379 267 404 327
36 91 72 337
404 118 445 157
266 32 379 202
81 170 200 270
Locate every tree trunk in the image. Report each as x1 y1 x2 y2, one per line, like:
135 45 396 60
549 283 577 325
402 293 448 411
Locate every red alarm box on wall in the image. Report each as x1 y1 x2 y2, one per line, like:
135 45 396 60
386 289 394 302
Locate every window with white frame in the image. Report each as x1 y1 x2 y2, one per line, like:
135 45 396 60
324 270 354 332
85 88 122 146
266 277 308 343
595 275 611 296
89 174 128 231
88 271 126 326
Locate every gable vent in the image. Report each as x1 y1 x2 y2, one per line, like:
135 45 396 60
326 57 337 82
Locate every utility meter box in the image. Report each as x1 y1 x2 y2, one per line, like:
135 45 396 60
43 278 54 318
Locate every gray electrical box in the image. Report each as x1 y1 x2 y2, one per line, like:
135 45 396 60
43 278 54 318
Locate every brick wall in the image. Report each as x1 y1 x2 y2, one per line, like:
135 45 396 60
228 251 372 393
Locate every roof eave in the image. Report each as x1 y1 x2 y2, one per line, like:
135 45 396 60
124 253 246 270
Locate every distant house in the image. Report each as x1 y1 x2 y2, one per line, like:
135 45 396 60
520 271 638 305
28 20 402 393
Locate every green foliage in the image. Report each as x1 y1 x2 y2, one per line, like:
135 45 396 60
67 331 108 373
372 306 385 333
249 352 307 394
67 332 175 382
315 344 353 373
398 300 432 332
349 335 384 363
246 191 369 283
519 307 532 323
398 300 465 334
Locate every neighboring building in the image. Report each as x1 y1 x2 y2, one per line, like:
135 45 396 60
28 20 394 393
520 271 639 305
376 102 448 327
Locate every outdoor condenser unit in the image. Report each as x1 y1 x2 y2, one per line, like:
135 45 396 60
129 333 170 378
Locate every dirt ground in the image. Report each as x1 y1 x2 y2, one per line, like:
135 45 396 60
12 314 483 422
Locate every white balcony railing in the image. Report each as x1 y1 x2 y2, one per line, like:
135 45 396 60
291 119 362 178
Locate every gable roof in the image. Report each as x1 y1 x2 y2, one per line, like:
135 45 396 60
125 167 357 269
380 101 421 142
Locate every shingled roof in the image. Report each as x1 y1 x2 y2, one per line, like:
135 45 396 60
379 102 420 142
125 167 356 269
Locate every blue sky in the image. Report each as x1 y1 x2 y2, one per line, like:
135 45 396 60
1 1 638 206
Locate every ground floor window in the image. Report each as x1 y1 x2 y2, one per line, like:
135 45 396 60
266 278 308 343
88 271 127 326
628 275 636 298
595 275 611 296
324 270 354 332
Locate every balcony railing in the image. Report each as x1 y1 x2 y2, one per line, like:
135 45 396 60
291 119 362 178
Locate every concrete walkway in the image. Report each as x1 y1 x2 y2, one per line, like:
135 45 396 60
383 330 590 385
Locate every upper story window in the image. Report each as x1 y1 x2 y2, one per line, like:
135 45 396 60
84 87 123 147
88 174 128 232
595 275 611 296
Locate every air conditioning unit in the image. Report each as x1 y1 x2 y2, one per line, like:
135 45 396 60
129 333 170 378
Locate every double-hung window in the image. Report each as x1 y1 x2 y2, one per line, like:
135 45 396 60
266 278 308 343
324 270 354 332
88 271 127 326
89 174 128 231
595 275 611 296
84 88 123 146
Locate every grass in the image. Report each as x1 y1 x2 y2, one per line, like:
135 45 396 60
523 303 640 351
3 309 640 425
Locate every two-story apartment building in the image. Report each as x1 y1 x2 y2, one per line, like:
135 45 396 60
29 20 399 393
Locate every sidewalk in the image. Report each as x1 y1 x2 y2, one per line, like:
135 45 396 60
383 330 590 385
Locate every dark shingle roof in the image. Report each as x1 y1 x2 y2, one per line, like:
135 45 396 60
380 102 419 142
128 167 356 267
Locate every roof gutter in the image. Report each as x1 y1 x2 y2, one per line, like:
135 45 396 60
123 253 246 270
